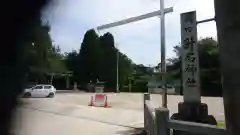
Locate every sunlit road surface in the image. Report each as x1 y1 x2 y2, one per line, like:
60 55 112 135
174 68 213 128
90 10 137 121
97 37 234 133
12 93 225 135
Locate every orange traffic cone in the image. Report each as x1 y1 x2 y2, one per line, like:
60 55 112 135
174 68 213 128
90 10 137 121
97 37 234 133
104 95 110 108
89 95 94 106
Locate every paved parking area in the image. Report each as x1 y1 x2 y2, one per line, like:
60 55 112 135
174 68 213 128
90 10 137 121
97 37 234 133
12 93 225 135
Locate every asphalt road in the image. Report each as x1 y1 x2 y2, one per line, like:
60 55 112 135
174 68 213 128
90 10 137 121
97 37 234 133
11 93 225 135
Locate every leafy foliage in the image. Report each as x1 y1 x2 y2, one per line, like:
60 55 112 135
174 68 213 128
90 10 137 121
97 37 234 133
24 21 150 91
167 37 221 96
64 30 136 91
24 19 67 84
25 21 221 95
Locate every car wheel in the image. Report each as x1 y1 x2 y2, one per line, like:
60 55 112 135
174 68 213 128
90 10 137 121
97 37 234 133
24 92 31 98
47 93 54 98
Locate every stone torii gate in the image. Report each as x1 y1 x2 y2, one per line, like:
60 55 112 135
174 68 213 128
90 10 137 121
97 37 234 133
95 0 174 108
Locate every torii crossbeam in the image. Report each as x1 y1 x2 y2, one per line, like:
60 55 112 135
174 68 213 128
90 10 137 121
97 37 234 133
96 7 173 30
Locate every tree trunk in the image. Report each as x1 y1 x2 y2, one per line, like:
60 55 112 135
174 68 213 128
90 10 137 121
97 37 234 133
214 0 240 134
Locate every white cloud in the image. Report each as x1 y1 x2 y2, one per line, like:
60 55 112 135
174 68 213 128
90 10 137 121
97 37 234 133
44 0 216 66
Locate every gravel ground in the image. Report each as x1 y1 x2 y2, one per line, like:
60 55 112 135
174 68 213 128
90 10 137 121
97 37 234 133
11 93 224 135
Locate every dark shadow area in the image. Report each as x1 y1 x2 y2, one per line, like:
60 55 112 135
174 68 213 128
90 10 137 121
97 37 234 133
55 90 83 94
116 128 146 135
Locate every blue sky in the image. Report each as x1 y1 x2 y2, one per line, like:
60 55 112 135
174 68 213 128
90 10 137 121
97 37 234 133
43 0 216 66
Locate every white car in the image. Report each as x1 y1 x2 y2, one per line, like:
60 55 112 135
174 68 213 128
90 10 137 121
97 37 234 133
23 84 56 98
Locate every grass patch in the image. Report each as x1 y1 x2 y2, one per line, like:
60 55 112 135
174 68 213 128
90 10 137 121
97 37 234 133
217 121 225 127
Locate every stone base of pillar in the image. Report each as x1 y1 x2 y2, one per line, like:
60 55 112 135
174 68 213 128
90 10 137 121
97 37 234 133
170 102 217 135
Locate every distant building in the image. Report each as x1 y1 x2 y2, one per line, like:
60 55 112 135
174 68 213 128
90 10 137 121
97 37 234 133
94 81 105 93
147 77 180 95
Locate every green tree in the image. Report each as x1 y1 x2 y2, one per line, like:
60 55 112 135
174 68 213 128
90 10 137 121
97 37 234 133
64 50 78 81
198 38 221 96
77 29 101 84
118 50 134 88
23 21 53 83
47 45 67 73
99 32 116 88
69 30 140 92
23 19 67 84
99 32 136 91
167 37 221 96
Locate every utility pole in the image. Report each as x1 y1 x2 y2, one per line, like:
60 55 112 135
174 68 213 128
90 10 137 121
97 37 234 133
160 0 167 108
116 43 119 93
214 0 240 134
129 78 132 92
